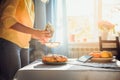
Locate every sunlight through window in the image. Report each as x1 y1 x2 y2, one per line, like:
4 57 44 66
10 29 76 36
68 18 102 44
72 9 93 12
54 0 120 43
64 0 120 43
66 0 98 43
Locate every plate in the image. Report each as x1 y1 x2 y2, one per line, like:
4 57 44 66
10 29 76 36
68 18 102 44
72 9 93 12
42 61 67 65
90 58 113 63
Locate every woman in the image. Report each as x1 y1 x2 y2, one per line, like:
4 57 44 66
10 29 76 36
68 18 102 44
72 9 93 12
0 0 51 80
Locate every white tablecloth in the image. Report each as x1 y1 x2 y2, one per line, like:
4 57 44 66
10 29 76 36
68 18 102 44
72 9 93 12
13 59 120 80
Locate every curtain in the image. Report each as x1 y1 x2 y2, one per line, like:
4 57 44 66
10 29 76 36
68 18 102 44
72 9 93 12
46 0 69 56
30 0 49 61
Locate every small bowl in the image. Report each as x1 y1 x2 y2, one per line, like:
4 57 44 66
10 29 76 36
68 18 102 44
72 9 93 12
45 42 60 48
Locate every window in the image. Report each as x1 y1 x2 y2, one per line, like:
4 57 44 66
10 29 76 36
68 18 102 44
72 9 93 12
64 0 120 43
66 0 99 43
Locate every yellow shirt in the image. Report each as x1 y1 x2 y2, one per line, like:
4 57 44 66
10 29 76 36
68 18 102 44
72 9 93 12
0 0 35 48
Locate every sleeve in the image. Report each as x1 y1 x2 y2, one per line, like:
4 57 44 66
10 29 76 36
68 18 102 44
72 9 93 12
1 0 20 28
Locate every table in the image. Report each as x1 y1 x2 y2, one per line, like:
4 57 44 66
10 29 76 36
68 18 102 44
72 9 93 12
13 59 120 80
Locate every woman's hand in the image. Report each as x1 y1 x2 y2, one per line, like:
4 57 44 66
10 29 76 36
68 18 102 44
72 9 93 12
32 30 52 44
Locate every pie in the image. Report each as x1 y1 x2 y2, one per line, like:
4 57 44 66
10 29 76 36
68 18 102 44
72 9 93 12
42 54 68 63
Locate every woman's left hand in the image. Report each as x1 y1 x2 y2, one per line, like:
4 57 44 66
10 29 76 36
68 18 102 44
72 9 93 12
32 30 52 44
